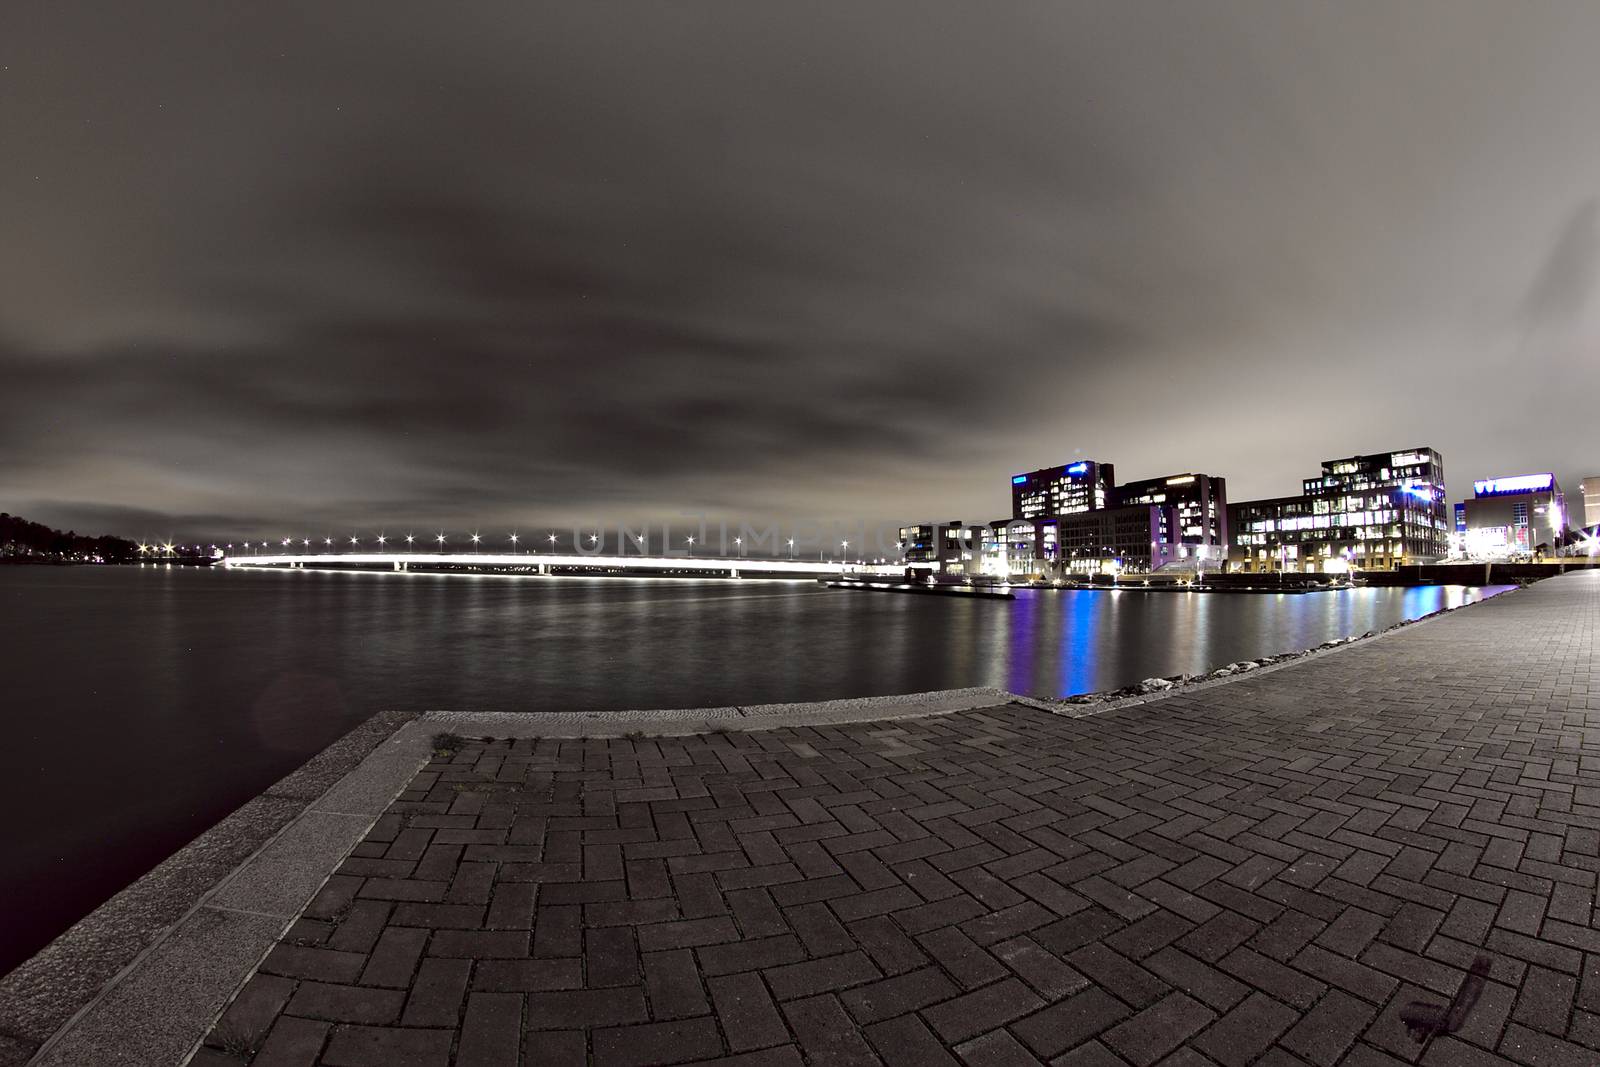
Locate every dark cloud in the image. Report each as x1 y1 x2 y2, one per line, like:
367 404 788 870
3 2 1599 541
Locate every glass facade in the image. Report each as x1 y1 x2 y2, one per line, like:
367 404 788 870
1231 449 1448 571
1011 461 1114 521
1113 473 1229 563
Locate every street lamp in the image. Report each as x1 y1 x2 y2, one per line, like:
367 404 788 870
734 536 744 558
377 535 387 547
547 533 557 551
435 533 447 548
686 535 695 556
509 533 519 553
405 534 415 550
787 538 795 560
350 536 359 547
471 533 481 554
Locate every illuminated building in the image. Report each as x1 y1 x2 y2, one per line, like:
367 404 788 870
1455 473 1569 559
1010 461 1114 521
899 521 980 576
1112 473 1229 567
1043 506 1168 574
1582 475 1600 532
1230 448 1448 572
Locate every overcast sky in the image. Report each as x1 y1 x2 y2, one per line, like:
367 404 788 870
3 2 1598 542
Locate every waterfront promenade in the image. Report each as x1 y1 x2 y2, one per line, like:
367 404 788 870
24 571 1600 1064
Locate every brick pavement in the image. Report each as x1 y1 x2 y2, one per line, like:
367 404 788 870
197 571 1600 1065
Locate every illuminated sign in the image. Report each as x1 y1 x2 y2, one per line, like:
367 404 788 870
1066 462 1089 475
1012 475 1028 484
1473 474 1554 497
1403 485 1433 501
1165 475 1195 485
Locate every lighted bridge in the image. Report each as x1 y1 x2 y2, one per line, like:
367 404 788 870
223 551 892 579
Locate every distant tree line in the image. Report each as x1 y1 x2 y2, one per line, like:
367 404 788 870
0 512 140 562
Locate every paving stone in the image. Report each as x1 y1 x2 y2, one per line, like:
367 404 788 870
783 993 880 1065
194 574 1600 1065
591 1017 725 1066
709 971 789 1051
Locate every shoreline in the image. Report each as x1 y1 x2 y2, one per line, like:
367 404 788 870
0 580 1522 1063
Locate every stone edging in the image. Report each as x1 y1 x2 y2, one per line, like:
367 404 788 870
0 710 422 1067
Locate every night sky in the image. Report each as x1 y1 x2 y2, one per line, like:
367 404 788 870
4 3 1598 544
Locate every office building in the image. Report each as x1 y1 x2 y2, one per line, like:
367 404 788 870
1113 472 1229 567
1011 460 1114 521
899 521 980 576
1046 506 1168 574
1455 473 1568 559
1230 448 1448 572
1583 475 1600 532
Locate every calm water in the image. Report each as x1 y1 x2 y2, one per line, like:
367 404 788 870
0 565 1506 972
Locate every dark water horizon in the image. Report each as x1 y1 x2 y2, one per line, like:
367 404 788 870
0 564 1508 974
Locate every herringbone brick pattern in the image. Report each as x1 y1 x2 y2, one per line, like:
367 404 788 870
198 572 1600 1065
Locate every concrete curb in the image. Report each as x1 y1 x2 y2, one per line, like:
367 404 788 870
423 686 1051 738
0 710 424 1067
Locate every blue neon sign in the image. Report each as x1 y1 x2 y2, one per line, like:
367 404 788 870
1012 475 1028 484
1066 462 1089 475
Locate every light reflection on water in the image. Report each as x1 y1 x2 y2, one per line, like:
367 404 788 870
0 566 1506 972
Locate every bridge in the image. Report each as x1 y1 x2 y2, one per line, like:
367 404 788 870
222 551 894 579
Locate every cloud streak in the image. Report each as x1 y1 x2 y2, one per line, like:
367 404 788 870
3 2 1598 540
